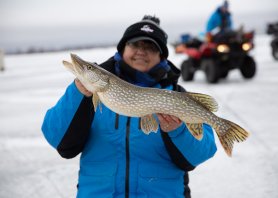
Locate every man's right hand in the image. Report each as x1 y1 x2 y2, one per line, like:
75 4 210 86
75 78 93 97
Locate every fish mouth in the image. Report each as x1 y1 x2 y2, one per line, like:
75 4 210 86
70 53 86 73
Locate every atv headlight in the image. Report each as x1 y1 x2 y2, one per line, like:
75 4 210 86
242 42 252 51
217 44 230 53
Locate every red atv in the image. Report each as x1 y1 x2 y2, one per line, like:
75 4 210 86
175 30 256 83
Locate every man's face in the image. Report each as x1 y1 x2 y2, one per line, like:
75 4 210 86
122 40 161 72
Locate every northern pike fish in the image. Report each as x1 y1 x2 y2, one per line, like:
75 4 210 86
63 54 249 156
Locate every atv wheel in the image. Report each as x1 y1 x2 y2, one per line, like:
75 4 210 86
203 59 219 83
181 59 195 81
220 70 229 79
272 46 278 60
240 56 256 78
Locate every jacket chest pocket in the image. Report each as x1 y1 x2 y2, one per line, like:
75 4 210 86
92 106 119 134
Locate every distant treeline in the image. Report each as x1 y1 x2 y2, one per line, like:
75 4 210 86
5 43 117 55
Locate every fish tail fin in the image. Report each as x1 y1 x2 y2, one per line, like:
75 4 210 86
216 119 250 157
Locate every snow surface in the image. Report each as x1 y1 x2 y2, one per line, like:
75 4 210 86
0 35 277 198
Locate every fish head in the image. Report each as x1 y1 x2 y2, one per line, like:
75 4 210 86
63 54 109 92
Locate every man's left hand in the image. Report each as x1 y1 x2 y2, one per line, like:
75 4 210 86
156 114 182 132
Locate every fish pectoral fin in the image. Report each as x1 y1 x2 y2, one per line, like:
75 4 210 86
140 114 159 135
187 92 218 112
92 93 102 112
186 123 204 140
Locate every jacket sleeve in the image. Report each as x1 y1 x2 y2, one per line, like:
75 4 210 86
168 124 217 167
41 81 94 158
206 11 220 32
162 123 217 169
161 84 217 170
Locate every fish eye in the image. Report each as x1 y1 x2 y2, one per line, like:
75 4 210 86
86 65 93 70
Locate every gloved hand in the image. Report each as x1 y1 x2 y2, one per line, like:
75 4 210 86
206 32 213 42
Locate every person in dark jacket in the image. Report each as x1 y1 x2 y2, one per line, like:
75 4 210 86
206 0 233 41
42 15 217 198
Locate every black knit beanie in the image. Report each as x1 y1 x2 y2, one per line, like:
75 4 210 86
117 16 169 58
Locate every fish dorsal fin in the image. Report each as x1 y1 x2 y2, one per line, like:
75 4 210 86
140 114 159 135
186 123 204 140
187 92 218 112
92 93 102 112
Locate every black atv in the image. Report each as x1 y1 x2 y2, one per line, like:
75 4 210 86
266 22 278 60
175 30 256 83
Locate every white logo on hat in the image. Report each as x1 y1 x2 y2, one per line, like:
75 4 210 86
141 25 154 33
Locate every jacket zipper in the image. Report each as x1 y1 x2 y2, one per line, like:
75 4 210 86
125 117 131 198
115 113 119 129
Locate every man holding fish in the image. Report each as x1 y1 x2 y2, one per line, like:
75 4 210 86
42 15 221 198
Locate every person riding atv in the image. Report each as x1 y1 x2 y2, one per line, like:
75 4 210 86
175 1 256 83
205 0 232 42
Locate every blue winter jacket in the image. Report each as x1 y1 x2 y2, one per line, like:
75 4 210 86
206 7 232 33
41 57 217 198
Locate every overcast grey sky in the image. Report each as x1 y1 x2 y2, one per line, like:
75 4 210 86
0 0 277 53
1 0 277 27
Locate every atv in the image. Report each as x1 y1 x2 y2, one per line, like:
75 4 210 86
266 22 278 60
175 29 256 83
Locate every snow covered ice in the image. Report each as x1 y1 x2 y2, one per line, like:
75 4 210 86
0 35 277 198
